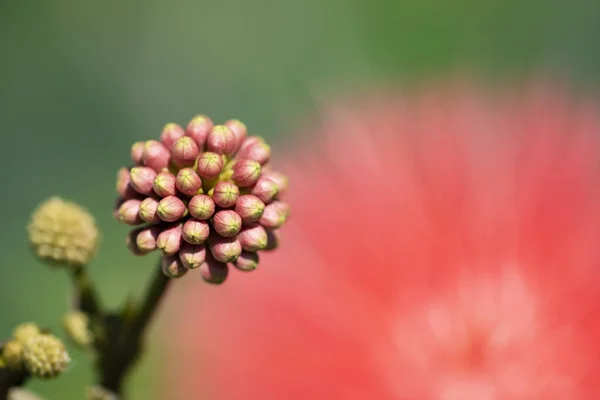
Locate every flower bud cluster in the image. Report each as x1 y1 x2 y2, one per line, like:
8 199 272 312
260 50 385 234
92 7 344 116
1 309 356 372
115 116 289 283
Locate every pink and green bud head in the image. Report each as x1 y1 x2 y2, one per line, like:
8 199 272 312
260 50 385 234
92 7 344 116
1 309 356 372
251 177 279 204
135 226 161 252
271 200 291 218
208 236 242 263
196 152 224 180
157 224 183 255
142 140 171 172
138 197 161 224
178 242 206 269
206 125 237 156
212 181 239 208
157 196 187 222
186 114 213 149
260 170 289 196
176 168 202 196
118 199 143 225
160 123 185 149
116 168 138 199
233 251 259 272
113 197 125 220
130 142 145 165
162 255 188 278
258 202 287 229
153 171 177 197
188 194 215 220
171 136 199 168
264 229 280 251
212 210 242 237
200 255 229 284
126 228 147 255
129 167 157 195
225 119 247 151
238 224 268 252
231 159 261 188
182 219 210 245
237 136 271 165
235 195 265 224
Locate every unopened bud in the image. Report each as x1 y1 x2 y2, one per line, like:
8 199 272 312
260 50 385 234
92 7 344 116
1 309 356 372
153 171 177 197
272 200 291 218
178 243 206 269
186 115 214 148
142 140 171 172
200 254 229 284
129 167 157 196
231 159 261 187
118 199 143 225
196 152 224 180
161 255 188 278
212 210 242 237
233 251 259 271
206 125 236 155
251 177 279 204
235 195 265 224
188 194 215 220
157 196 187 222
131 142 145 165
23 334 70 379
225 119 247 151
126 228 147 255
135 226 161 252
209 236 242 263
160 123 185 149
62 311 92 347
138 197 161 224
211 181 239 208
237 136 271 165
264 229 280 251
261 170 288 195
238 224 267 251
13 323 41 345
116 168 138 199
2 340 24 370
157 224 183 255
171 136 199 169
176 168 202 196
182 219 210 244
258 202 287 229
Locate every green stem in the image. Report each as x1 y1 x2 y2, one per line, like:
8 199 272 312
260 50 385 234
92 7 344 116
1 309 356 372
71 267 103 318
0 369 28 400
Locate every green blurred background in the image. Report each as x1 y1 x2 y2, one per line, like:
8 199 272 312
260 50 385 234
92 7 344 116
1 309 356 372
1 0 599 398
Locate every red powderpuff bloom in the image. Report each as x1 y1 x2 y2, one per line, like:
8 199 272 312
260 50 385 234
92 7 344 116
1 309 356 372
165 82 600 399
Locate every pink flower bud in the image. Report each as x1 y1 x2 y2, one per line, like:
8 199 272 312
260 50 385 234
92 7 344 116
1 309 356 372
196 152 224 180
186 115 214 149
225 119 247 151
113 197 125 220
188 195 215 220
153 171 177 197
260 170 289 196
176 168 202 196
138 197 161 224
235 195 265 224
171 136 199 168
258 202 287 229
116 168 138 199
238 225 268 251
237 136 271 165
272 200 291 218
135 226 161 252
264 229 280 251
212 210 242 237
157 224 183 255
200 254 229 284
129 167 157 196
231 159 261 188
161 255 188 278
233 251 259 271
142 140 171 172
251 177 279 204
118 199 143 225
182 219 210 245
208 236 242 263
212 181 239 208
157 196 187 222
126 228 147 255
131 142 145 165
206 125 236 155
160 123 185 149
178 243 206 269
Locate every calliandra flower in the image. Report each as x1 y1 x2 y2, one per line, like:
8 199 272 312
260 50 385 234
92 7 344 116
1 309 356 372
166 82 600 399
22 334 70 379
12 323 41 345
28 197 100 268
114 115 289 281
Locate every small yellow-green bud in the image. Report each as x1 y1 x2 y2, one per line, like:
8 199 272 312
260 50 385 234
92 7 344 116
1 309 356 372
62 311 93 347
2 340 24 370
13 323 41 345
87 385 118 400
22 334 70 379
28 197 100 267
7 388 47 400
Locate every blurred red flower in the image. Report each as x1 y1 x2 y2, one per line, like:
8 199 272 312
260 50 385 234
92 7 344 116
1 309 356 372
164 81 600 399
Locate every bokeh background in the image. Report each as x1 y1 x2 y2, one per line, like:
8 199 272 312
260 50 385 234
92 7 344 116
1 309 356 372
1 0 600 398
